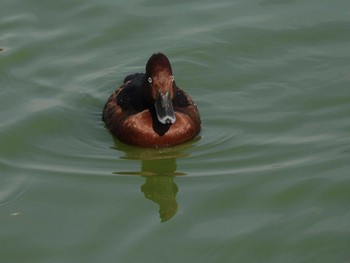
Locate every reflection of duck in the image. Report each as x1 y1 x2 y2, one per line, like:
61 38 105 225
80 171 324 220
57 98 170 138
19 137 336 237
141 159 179 222
114 144 192 222
103 53 201 147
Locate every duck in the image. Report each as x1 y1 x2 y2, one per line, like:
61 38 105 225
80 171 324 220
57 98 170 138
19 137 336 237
102 53 201 148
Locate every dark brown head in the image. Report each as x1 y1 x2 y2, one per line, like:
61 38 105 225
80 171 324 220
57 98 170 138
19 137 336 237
144 53 176 125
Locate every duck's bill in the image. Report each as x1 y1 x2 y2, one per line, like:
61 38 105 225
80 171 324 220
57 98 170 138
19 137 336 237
155 91 176 124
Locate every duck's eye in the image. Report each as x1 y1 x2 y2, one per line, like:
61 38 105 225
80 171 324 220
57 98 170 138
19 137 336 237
171 76 174 82
148 77 152 84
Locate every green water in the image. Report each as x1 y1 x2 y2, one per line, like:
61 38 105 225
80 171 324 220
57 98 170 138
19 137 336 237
1 0 350 262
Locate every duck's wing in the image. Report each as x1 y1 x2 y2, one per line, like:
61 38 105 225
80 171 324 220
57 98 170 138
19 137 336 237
172 86 192 108
117 74 145 112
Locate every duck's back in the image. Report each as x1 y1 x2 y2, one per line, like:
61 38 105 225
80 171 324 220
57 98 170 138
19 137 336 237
102 73 145 129
116 74 145 113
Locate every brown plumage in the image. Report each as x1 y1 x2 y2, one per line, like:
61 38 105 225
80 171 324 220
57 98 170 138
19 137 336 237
102 53 201 147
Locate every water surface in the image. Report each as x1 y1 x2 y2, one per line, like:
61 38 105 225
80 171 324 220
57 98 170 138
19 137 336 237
1 0 350 262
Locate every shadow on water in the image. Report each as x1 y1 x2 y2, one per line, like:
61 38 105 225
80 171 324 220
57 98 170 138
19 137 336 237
111 138 199 222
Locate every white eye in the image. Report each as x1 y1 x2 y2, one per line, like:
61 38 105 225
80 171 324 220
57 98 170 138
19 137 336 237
171 76 174 82
148 77 152 84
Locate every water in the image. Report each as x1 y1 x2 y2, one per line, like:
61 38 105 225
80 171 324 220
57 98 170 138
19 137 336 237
1 0 350 262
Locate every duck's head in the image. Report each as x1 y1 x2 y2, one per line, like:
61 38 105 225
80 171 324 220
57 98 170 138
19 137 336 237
144 53 176 125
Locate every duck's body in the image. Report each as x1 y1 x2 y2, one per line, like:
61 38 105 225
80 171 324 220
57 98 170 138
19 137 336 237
102 53 200 148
